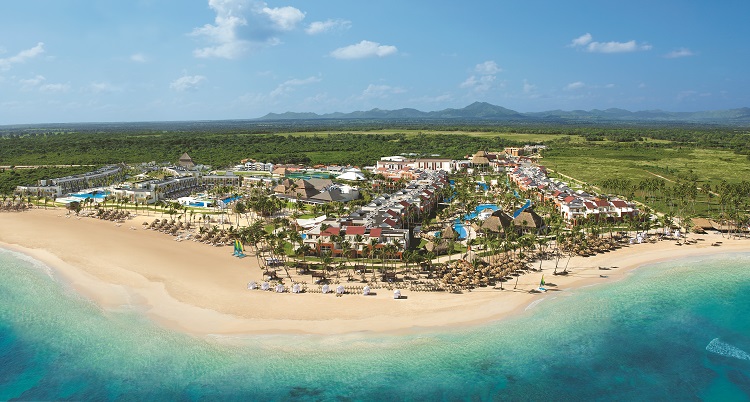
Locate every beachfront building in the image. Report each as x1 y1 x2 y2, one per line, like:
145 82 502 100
16 165 125 197
108 185 156 204
508 163 639 224
148 176 201 200
200 172 242 189
300 170 447 257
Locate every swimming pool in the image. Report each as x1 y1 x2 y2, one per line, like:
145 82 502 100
70 190 110 200
451 204 499 240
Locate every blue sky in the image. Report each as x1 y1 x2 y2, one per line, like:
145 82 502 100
1 0 748 124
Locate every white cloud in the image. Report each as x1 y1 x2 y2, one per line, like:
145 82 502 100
170 74 206 91
130 53 147 63
19 75 46 91
262 6 305 31
474 60 502 75
664 48 695 58
191 0 305 59
330 40 398 59
18 74 69 93
571 33 592 47
569 33 651 53
460 60 503 92
39 83 70 93
522 79 536 94
0 42 45 70
270 75 321 97
565 81 586 90
360 84 406 99
88 82 122 93
460 75 496 92
305 19 351 35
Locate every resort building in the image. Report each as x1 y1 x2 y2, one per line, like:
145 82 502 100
16 165 125 197
148 176 201 200
376 156 456 173
507 163 639 224
200 172 242 189
413 158 455 173
300 170 448 257
178 152 195 169
241 160 275 172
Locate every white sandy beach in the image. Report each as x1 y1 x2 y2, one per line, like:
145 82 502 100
1 208 748 336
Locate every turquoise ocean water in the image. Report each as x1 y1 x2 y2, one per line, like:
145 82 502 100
1 247 749 401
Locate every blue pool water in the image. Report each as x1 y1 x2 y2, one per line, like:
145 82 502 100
1 248 749 400
70 191 109 200
451 204 499 239
221 195 242 204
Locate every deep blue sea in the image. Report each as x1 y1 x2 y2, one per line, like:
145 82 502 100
1 247 750 401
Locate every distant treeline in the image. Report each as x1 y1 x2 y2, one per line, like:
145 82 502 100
1 121 749 168
0 131 521 168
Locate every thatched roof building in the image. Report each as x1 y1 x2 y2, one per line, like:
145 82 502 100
480 210 513 234
471 150 490 166
178 152 195 168
512 209 545 233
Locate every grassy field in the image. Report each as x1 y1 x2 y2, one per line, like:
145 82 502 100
542 145 750 186
282 129 576 144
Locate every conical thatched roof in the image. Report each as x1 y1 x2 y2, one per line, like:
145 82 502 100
512 209 545 230
471 150 490 165
178 152 195 168
481 216 506 233
442 225 457 239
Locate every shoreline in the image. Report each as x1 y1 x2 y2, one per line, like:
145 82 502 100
1 208 748 336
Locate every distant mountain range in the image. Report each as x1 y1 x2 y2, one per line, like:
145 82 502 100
259 101 750 124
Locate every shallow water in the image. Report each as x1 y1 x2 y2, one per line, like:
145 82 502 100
1 248 749 400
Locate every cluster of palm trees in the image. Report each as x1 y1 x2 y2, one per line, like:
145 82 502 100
0 193 35 212
600 176 750 238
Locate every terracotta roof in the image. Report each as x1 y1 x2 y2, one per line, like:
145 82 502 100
611 200 628 208
368 228 382 238
383 218 399 227
345 226 366 236
322 227 340 236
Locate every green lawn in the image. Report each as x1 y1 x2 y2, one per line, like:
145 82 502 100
542 145 750 186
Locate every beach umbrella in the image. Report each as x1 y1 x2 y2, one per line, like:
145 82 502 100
322 284 330 294
292 283 301 293
393 289 402 299
336 285 345 295
247 281 257 290
261 282 270 291
363 286 371 296
275 283 284 293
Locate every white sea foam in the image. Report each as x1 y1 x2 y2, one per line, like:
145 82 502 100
0 246 55 278
525 298 545 311
706 338 750 361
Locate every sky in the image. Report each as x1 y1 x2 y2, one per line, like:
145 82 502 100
1 0 749 124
